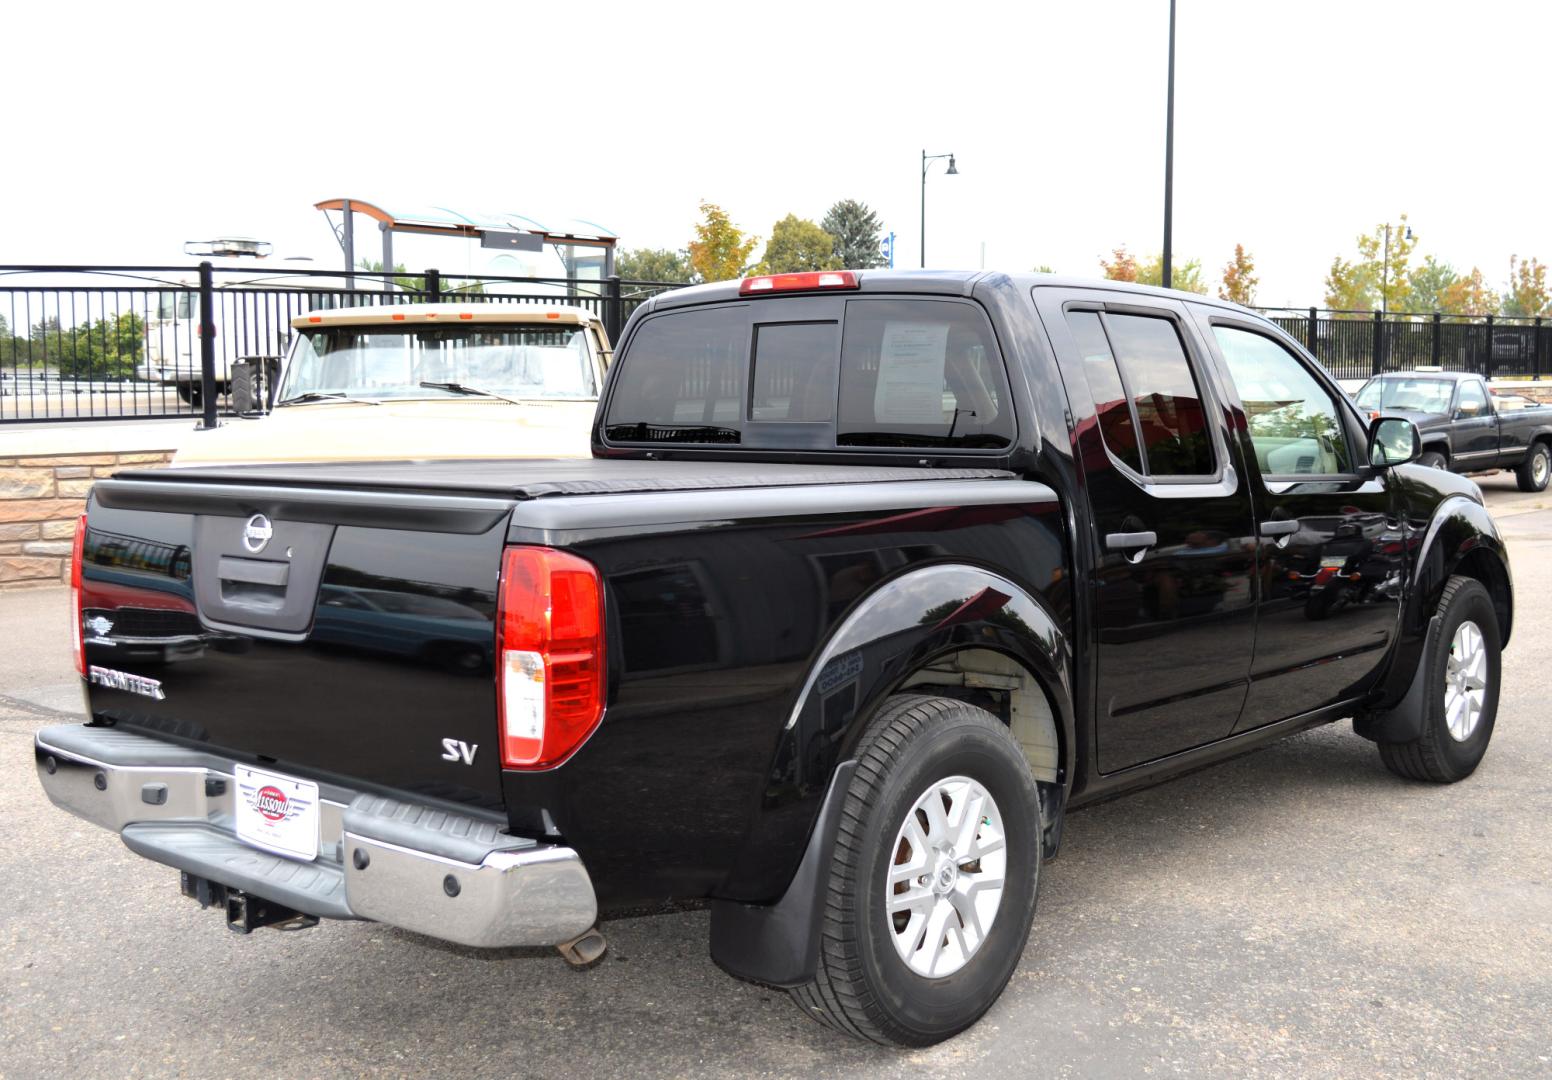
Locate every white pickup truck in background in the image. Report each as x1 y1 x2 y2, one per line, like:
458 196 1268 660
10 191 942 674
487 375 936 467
171 304 610 467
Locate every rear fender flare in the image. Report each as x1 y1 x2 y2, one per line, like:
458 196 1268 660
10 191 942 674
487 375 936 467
782 562 1073 802
708 563 1072 988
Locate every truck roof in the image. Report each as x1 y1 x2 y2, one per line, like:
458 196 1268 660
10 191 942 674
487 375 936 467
291 302 602 330
1362 370 1479 383
643 269 1261 317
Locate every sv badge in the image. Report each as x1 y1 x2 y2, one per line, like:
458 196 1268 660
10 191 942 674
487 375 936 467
440 738 478 765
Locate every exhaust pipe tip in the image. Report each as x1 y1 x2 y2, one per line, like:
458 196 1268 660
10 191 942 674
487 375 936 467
556 927 607 969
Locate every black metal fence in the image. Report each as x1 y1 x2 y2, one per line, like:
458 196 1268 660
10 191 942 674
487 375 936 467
1259 307 1552 383
8 266 1548 424
0 264 683 424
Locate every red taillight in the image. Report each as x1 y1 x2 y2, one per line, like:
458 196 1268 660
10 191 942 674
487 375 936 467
496 547 605 769
70 514 87 677
739 270 860 295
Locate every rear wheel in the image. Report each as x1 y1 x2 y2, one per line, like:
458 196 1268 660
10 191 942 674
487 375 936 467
1417 449 1448 471
1378 576 1500 783
789 695 1042 1046
1515 441 1550 492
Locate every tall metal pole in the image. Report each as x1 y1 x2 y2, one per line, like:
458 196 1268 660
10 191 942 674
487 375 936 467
197 261 217 430
920 149 927 269
1162 0 1176 290
1382 224 1391 316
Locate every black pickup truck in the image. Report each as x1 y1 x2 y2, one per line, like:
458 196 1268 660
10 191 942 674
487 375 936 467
1355 370 1552 490
38 270 1513 1047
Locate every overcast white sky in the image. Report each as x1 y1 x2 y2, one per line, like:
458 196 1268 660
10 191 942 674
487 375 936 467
5 0 1550 307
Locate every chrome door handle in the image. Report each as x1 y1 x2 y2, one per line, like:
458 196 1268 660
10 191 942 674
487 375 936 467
1259 519 1299 536
1105 531 1157 550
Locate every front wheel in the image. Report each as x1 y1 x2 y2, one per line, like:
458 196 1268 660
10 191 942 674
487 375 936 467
1417 450 1449 471
1378 576 1501 782
789 695 1042 1046
1515 441 1550 492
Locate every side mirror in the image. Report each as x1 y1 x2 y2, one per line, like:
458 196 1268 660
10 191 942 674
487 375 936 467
1368 416 1422 469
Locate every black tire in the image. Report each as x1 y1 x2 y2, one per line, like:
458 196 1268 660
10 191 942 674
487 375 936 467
789 695 1042 1047
1378 576 1501 783
1417 450 1448 471
177 382 228 409
1515 441 1551 492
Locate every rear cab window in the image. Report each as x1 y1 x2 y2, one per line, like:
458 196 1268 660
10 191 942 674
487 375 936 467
603 297 1015 452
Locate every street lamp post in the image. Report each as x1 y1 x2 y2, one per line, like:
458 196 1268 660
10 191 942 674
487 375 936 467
920 149 959 268
1162 0 1176 289
1381 223 1414 316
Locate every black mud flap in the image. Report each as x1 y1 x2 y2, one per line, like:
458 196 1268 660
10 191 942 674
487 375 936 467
708 761 857 988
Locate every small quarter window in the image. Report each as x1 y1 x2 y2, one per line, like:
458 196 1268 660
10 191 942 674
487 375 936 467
1067 310 1144 474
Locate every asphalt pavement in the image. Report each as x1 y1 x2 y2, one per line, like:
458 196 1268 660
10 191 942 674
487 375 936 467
1 475 1549 1079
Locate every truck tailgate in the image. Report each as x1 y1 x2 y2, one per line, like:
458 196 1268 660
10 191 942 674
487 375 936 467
79 476 514 812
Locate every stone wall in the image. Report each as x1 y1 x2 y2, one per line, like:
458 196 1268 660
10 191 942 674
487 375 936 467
0 451 173 589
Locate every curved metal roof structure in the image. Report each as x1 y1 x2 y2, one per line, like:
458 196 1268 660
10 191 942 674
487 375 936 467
313 199 617 243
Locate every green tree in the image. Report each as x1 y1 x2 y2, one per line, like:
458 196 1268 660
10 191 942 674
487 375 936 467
1218 244 1258 305
688 201 759 283
820 199 886 269
616 247 695 284
1406 256 1459 313
1032 264 1055 274
1439 267 1499 318
1502 255 1550 317
1325 213 1417 314
37 313 145 378
27 316 62 369
1323 255 1377 313
757 214 841 274
1137 253 1208 294
357 259 427 291
355 259 485 296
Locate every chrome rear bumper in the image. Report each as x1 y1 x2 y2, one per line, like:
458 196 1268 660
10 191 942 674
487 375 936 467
34 723 596 948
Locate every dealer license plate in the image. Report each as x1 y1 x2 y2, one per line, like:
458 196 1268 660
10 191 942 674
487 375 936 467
233 765 320 861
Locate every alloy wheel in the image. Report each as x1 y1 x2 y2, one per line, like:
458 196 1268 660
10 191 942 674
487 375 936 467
1444 619 1488 742
885 775 1007 978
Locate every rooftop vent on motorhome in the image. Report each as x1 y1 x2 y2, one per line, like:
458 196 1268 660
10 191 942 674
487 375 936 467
182 238 274 258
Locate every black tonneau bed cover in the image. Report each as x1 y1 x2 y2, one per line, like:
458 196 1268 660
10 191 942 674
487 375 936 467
112 458 1017 500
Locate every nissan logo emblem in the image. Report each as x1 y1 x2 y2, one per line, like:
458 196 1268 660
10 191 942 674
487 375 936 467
242 513 274 554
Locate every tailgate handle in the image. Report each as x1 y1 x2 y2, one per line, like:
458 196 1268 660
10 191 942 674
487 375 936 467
217 556 289 587
1259 519 1300 537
